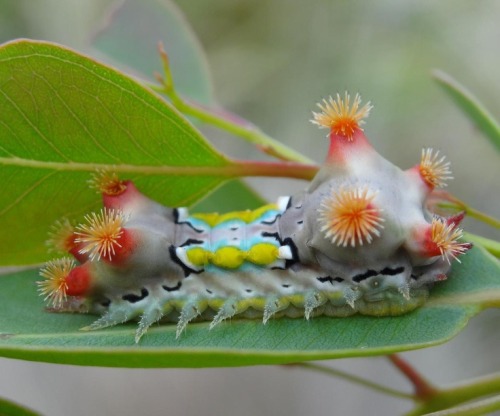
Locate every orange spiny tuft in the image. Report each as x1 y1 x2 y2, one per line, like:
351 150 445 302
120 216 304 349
311 92 372 140
319 187 384 247
89 170 127 196
430 217 470 264
75 209 126 261
37 258 75 308
419 148 453 188
46 218 77 253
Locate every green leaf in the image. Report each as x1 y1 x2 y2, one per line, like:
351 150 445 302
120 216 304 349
192 179 265 212
0 397 42 416
0 247 498 368
433 70 500 151
92 0 214 105
91 0 266 213
0 39 233 266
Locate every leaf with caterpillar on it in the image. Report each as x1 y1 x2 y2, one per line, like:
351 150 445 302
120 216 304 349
0 247 498 368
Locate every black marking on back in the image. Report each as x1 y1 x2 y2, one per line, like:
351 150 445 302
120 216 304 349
282 237 299 266
100 298 111 308
180 239 204 247
352 269 379 283
261 215 280 225
317 276 336 285
352 266 405 283
261 231 280 240
297 220 304 224
173 208 180 222
380 266 405 276
286 197 292 210
169 245 204 277
162 281 182 292
173 209 203 233
260 232 299 266
122 288 149 303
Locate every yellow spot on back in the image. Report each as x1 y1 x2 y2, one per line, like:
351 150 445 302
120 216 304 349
185 243 280 269
192 204 278 226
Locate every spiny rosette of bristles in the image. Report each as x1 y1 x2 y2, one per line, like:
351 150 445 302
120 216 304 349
37 257 75 308
311 92 373 140
75 208 127 261
318 186 385 247
46 218 76 253
419 148 453 188
430 217 470 263
89 169 127 196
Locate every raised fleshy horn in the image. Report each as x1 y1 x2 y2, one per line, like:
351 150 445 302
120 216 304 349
89 169 127 196
37 258 75 308
419 148 453 188
75 208 134 263
318 186 384 247
311 92 372 141
46 218 88 263
413 217 472 263
429 217 471 263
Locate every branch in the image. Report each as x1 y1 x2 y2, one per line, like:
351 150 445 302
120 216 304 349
153 42 315 164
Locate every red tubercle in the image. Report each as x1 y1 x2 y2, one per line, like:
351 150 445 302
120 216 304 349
446 211 465 228
311 92 374 165
411 218 471 263
62 234 89 263
419 228 442 258
325 128 374 165
100 227 137 265
65 263 92 297
102 180 152 214
75 209 138 265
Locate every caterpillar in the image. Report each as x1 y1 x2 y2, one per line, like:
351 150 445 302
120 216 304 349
37 92 471 343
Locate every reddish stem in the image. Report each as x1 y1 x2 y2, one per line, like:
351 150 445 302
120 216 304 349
388 354 438 400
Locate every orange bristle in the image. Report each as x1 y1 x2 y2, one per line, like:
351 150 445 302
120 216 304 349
419 148 453 188
37 258 75 308
75 209 127 261
46 218 77 253
311 92 372 140
430 217 470 263
319 187 384 247
89 170 127 196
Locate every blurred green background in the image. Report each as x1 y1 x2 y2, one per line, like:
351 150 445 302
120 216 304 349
0 1 499 415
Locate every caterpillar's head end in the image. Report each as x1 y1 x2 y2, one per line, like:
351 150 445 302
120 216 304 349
311 92 372 141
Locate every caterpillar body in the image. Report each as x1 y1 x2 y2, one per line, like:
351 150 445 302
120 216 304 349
38 93 471 342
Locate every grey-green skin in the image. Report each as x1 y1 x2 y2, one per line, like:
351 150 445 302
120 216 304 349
75 148 453 342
